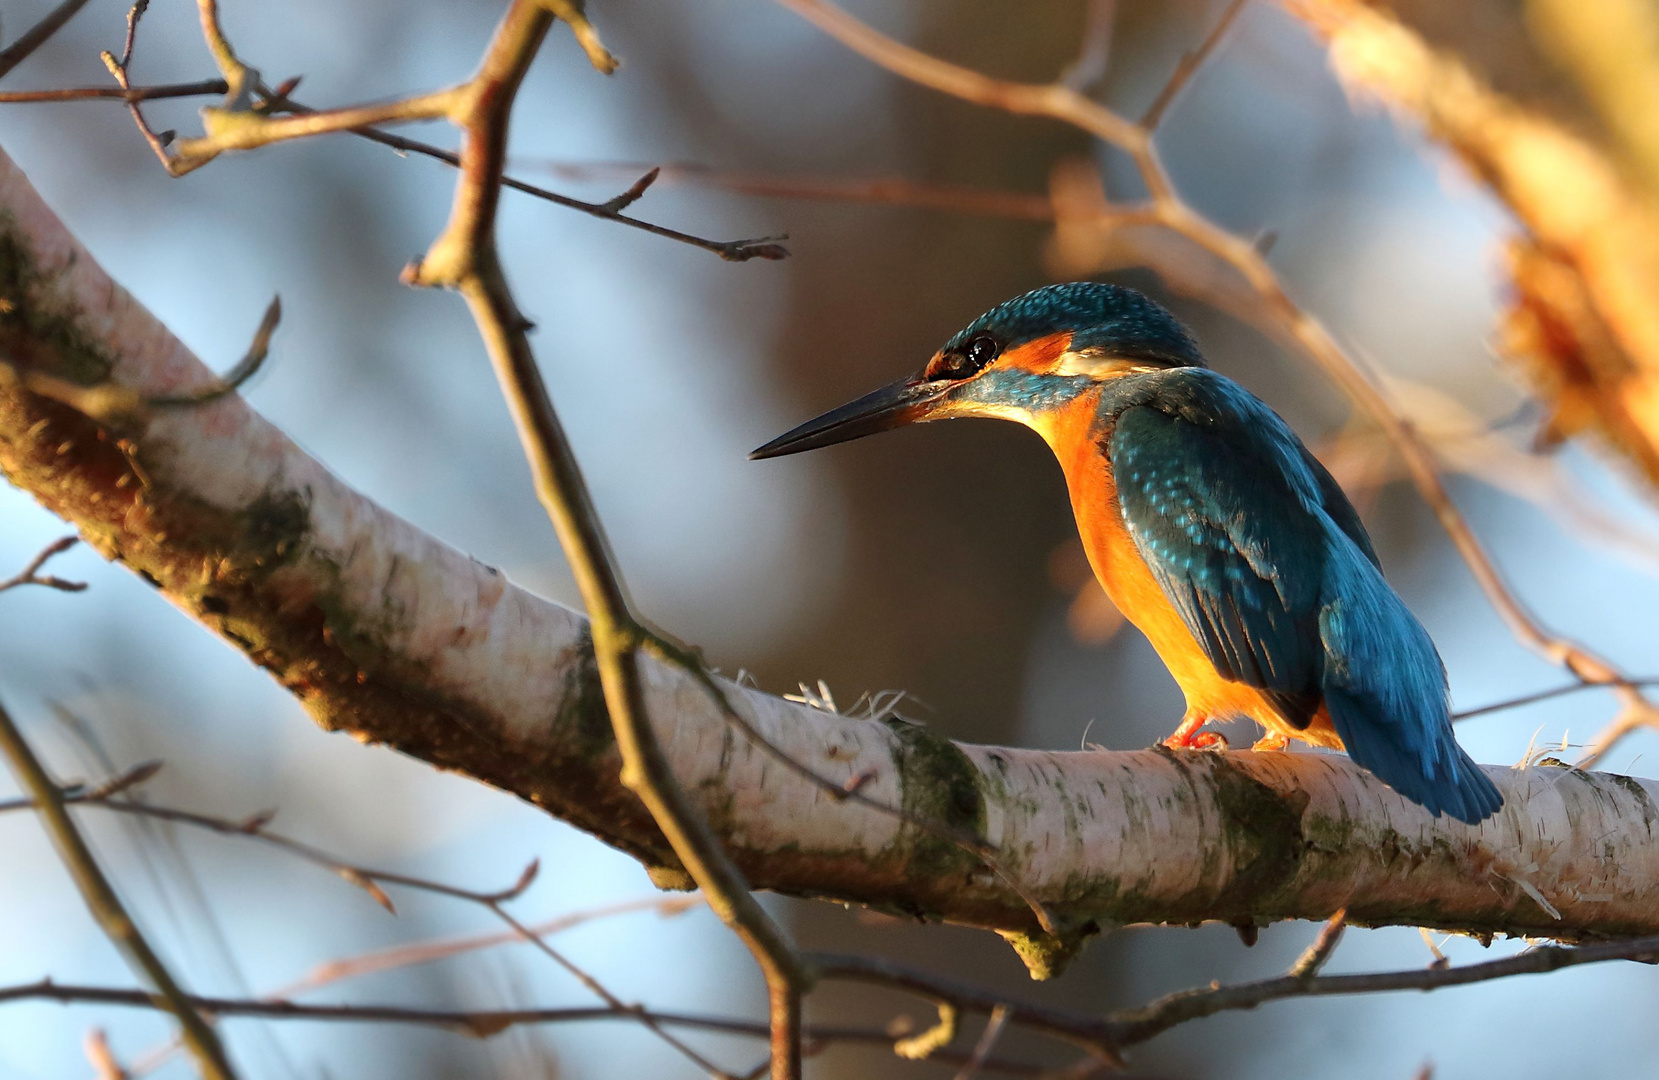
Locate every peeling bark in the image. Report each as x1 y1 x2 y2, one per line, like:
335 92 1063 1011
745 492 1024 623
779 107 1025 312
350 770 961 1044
2 145 1657 973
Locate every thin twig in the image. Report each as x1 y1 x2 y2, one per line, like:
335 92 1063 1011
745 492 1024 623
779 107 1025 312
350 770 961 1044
1454 678 1659 722
0 79 226 103
0 780 731 1076
287 894 705 997
124 895 703 1077
954 1005 1011 1080
1287 909 1348 979
83 1028 129 1080
146 296 280 408
0 982 1052 1076
1058 0 1116 92
810 953 1122 1060
535 160 1056 220
0 701 236 1080
1103 933 1659 1045
100 1 176 166
276 95 788 260
0 535 85 594
1139 0 1247 130
485 901 735 1078
0 0 97 82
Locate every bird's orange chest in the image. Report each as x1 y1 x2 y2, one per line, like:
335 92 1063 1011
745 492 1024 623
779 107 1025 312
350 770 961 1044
1033 394 1293 727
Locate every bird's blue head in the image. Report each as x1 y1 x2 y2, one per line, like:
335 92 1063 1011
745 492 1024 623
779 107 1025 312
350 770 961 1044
751 282 1206 458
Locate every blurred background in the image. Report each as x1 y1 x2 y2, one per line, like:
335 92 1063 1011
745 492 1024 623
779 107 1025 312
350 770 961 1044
4 0 1659 1076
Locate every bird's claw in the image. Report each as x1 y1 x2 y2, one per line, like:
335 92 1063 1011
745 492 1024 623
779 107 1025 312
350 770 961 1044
1251 732 1291 752
1163 730 1229 751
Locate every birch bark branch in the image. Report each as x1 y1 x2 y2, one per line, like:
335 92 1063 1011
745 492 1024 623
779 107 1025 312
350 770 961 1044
2 143 1657 976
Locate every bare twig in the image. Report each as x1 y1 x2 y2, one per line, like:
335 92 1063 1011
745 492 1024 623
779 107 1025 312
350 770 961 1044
0 0 96 82
146 296 279 408
810 953 1122 1060
0 780 730 1076
0 982 1051 1076
1058 0 1116 92
257 92 787 260
1103 933 1659 1046
286 894 705 997
1287 910 1348 979
0 74 785 258
0 535 85 594
396 4 807 1074
1455 678 1659 722
953 1005 1011 1080
535 160 1056 220
0 701 236 1080
772 0 1653 727
1139 0 1246 130
83 1028 129 1080
0 295 277 423
124 896 706 1076
0 79 226 104
100 1 177 166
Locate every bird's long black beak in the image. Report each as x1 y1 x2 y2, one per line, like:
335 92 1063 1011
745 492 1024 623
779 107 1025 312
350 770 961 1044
750 377 947 460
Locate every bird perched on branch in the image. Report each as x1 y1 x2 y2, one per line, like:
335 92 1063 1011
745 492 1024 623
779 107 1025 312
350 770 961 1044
752 282 1502 824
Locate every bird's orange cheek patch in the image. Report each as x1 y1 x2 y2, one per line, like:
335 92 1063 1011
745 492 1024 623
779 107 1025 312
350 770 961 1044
1000 332 1074 375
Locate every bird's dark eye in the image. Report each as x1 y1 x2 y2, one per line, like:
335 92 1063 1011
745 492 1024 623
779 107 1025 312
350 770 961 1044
932 334 1001 381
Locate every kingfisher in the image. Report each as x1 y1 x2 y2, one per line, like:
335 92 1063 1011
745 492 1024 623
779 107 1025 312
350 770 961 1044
752 282 1501 823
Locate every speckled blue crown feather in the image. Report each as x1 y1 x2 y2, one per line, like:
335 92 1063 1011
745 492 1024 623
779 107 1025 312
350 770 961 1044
942 282 1206 367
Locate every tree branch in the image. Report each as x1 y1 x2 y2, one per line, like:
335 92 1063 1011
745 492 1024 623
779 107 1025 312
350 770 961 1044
398 3 805 1075
0 76 1657 981
0 0 96 82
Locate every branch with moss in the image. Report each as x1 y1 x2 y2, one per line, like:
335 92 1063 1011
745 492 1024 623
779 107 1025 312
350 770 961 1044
6 144 1659 985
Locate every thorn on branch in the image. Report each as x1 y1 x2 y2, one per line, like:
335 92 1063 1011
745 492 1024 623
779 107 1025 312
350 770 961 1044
339 868 397 914
487 858 541 903
601 167 659 213
237 808 276 832
85 759 163 799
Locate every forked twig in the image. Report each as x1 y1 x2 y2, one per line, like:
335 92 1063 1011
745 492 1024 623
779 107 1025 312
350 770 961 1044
0 536 85 594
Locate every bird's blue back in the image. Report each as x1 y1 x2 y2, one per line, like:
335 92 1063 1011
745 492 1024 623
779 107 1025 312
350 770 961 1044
1096 367 1502 823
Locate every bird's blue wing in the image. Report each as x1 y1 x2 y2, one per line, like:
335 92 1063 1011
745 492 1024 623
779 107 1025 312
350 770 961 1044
1106 374 1501 822
1107 396 1333 728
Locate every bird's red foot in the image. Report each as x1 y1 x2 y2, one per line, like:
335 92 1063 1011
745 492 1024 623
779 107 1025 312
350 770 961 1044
1251 731 1291 752
1163 715 1229 750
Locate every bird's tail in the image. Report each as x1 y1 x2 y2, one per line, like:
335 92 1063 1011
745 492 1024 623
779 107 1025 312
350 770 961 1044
1323 684 1503 824
1318 540 1504 824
